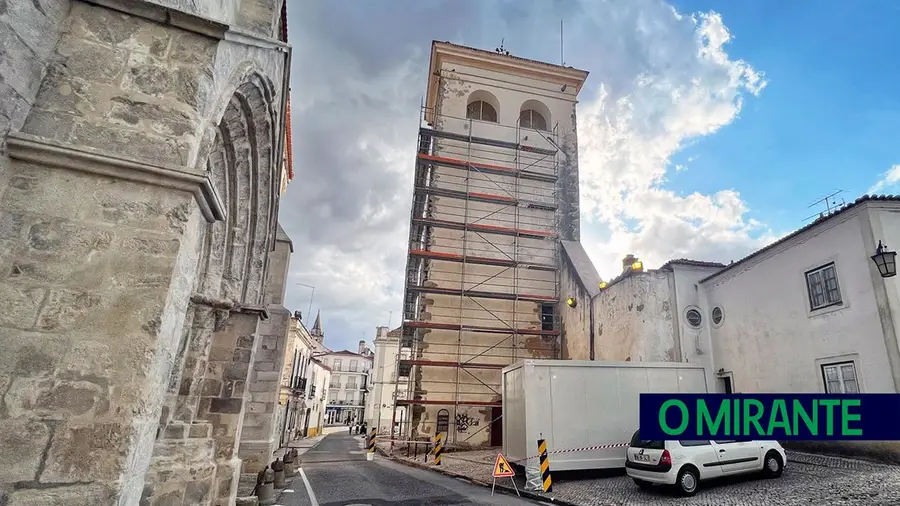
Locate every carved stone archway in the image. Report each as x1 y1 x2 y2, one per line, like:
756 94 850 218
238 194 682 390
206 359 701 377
142 73 281 506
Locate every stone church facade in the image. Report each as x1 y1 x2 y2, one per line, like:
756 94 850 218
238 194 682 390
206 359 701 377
0 1 296 505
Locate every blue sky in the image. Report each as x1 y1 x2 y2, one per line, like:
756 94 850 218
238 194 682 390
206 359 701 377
282 0 900 353
667 1 900 227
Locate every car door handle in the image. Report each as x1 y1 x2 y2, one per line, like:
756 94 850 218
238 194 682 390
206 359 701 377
719 449 726 453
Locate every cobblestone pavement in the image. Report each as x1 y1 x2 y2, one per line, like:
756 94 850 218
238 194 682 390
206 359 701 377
377 443 900 505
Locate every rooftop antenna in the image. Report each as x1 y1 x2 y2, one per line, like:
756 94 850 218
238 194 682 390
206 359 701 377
802 190 847 223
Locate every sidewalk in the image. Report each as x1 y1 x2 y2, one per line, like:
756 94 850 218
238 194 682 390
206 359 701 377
274 434 326 459
376 442 900 505
237 435 327 499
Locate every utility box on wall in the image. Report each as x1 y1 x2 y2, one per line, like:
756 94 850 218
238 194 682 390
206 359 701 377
502 360 709 471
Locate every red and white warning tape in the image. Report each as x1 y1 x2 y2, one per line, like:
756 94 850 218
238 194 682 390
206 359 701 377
511 441 631 463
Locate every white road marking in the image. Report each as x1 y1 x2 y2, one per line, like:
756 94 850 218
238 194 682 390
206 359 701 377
299 468 319 506
283 489 295 493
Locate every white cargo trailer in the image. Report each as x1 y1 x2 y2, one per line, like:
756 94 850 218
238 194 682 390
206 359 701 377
502 360 709 471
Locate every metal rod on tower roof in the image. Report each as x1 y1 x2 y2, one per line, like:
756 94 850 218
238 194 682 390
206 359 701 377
297 282 315 320
560 20 564 66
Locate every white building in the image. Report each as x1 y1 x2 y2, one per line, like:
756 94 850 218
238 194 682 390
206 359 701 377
321 343 374 425
276 311 331 443
561 195 900 459
366 326 411 434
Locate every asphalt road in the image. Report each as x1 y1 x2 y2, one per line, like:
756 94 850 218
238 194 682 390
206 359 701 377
276 432 543 506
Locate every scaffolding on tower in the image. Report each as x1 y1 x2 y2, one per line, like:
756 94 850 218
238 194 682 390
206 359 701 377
391 104 563 445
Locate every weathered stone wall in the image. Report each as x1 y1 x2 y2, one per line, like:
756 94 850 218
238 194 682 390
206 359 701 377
0 1 291 505
237 223 293 472
0 0 71 137
593 271 679 362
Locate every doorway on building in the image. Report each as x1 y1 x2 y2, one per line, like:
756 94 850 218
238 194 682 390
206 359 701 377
489 406 503 447
719 374 734 394
303 408 311 437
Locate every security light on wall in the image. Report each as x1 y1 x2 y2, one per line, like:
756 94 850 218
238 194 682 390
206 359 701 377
872 240 898 278
631 261 644 272
566 297 577 308
598 281 608 290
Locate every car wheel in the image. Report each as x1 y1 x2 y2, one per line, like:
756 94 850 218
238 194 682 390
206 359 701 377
633 478 652 490
676 466 699 496
763 451 784 478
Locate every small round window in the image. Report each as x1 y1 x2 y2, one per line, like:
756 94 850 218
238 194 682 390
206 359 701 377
685 308 702 328
712 306 724 326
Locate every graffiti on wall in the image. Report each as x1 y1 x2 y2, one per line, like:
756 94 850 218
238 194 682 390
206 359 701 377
455 412 479 433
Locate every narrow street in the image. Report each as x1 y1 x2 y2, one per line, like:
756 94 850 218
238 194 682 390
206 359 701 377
277 432 542 505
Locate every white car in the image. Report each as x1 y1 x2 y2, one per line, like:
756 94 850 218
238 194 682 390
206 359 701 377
625 430 786 496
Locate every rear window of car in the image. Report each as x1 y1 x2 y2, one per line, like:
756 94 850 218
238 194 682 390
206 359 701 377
629 430 665 449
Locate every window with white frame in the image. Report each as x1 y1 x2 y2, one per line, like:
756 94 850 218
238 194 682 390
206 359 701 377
333 359 342 372
805 262 843 311
349 360 358 372
822 361 859 393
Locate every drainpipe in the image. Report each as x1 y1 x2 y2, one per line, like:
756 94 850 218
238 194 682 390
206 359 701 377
588 292 599 360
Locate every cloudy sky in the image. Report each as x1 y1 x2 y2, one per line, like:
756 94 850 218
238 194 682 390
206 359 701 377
281 0 900 353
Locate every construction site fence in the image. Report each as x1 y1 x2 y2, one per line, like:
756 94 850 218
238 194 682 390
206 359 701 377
373 434 633 465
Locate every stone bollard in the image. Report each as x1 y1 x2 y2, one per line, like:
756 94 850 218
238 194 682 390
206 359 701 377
256 466 275 506
283 449 296 478
271 458 286 489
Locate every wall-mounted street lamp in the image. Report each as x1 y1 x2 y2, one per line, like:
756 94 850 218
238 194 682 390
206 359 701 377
871 240 898 278
566 297 577 308
598 281 608 290
631 261 644 272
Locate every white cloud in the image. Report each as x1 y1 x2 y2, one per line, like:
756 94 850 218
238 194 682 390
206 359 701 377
575 7 775 280
284 0 777 351
868 164 900 194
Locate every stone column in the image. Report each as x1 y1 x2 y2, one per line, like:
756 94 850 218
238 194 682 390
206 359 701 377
238 306 291 472
195 307 266 504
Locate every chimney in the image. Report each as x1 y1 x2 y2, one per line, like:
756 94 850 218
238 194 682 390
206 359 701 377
622 254 637 271
358 340 366 354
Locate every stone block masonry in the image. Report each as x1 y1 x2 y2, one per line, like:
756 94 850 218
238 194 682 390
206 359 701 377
0 0 292 505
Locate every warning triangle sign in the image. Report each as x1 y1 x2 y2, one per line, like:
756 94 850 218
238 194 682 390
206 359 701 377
492 453 515 478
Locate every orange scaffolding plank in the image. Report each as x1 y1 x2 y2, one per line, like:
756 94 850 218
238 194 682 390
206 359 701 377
417 153 556 183
406 284 558 303
396 399 502 407
415 185 512 204
399 359 507 370
408 249 557 271
411 217 557 239
404 320 559 336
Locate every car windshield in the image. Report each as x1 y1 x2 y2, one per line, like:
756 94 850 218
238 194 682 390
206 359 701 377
629 430 665 449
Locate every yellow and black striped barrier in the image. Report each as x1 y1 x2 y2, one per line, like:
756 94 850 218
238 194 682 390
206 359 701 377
367 428 376 453
538 438 552 492
433 432 444 465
